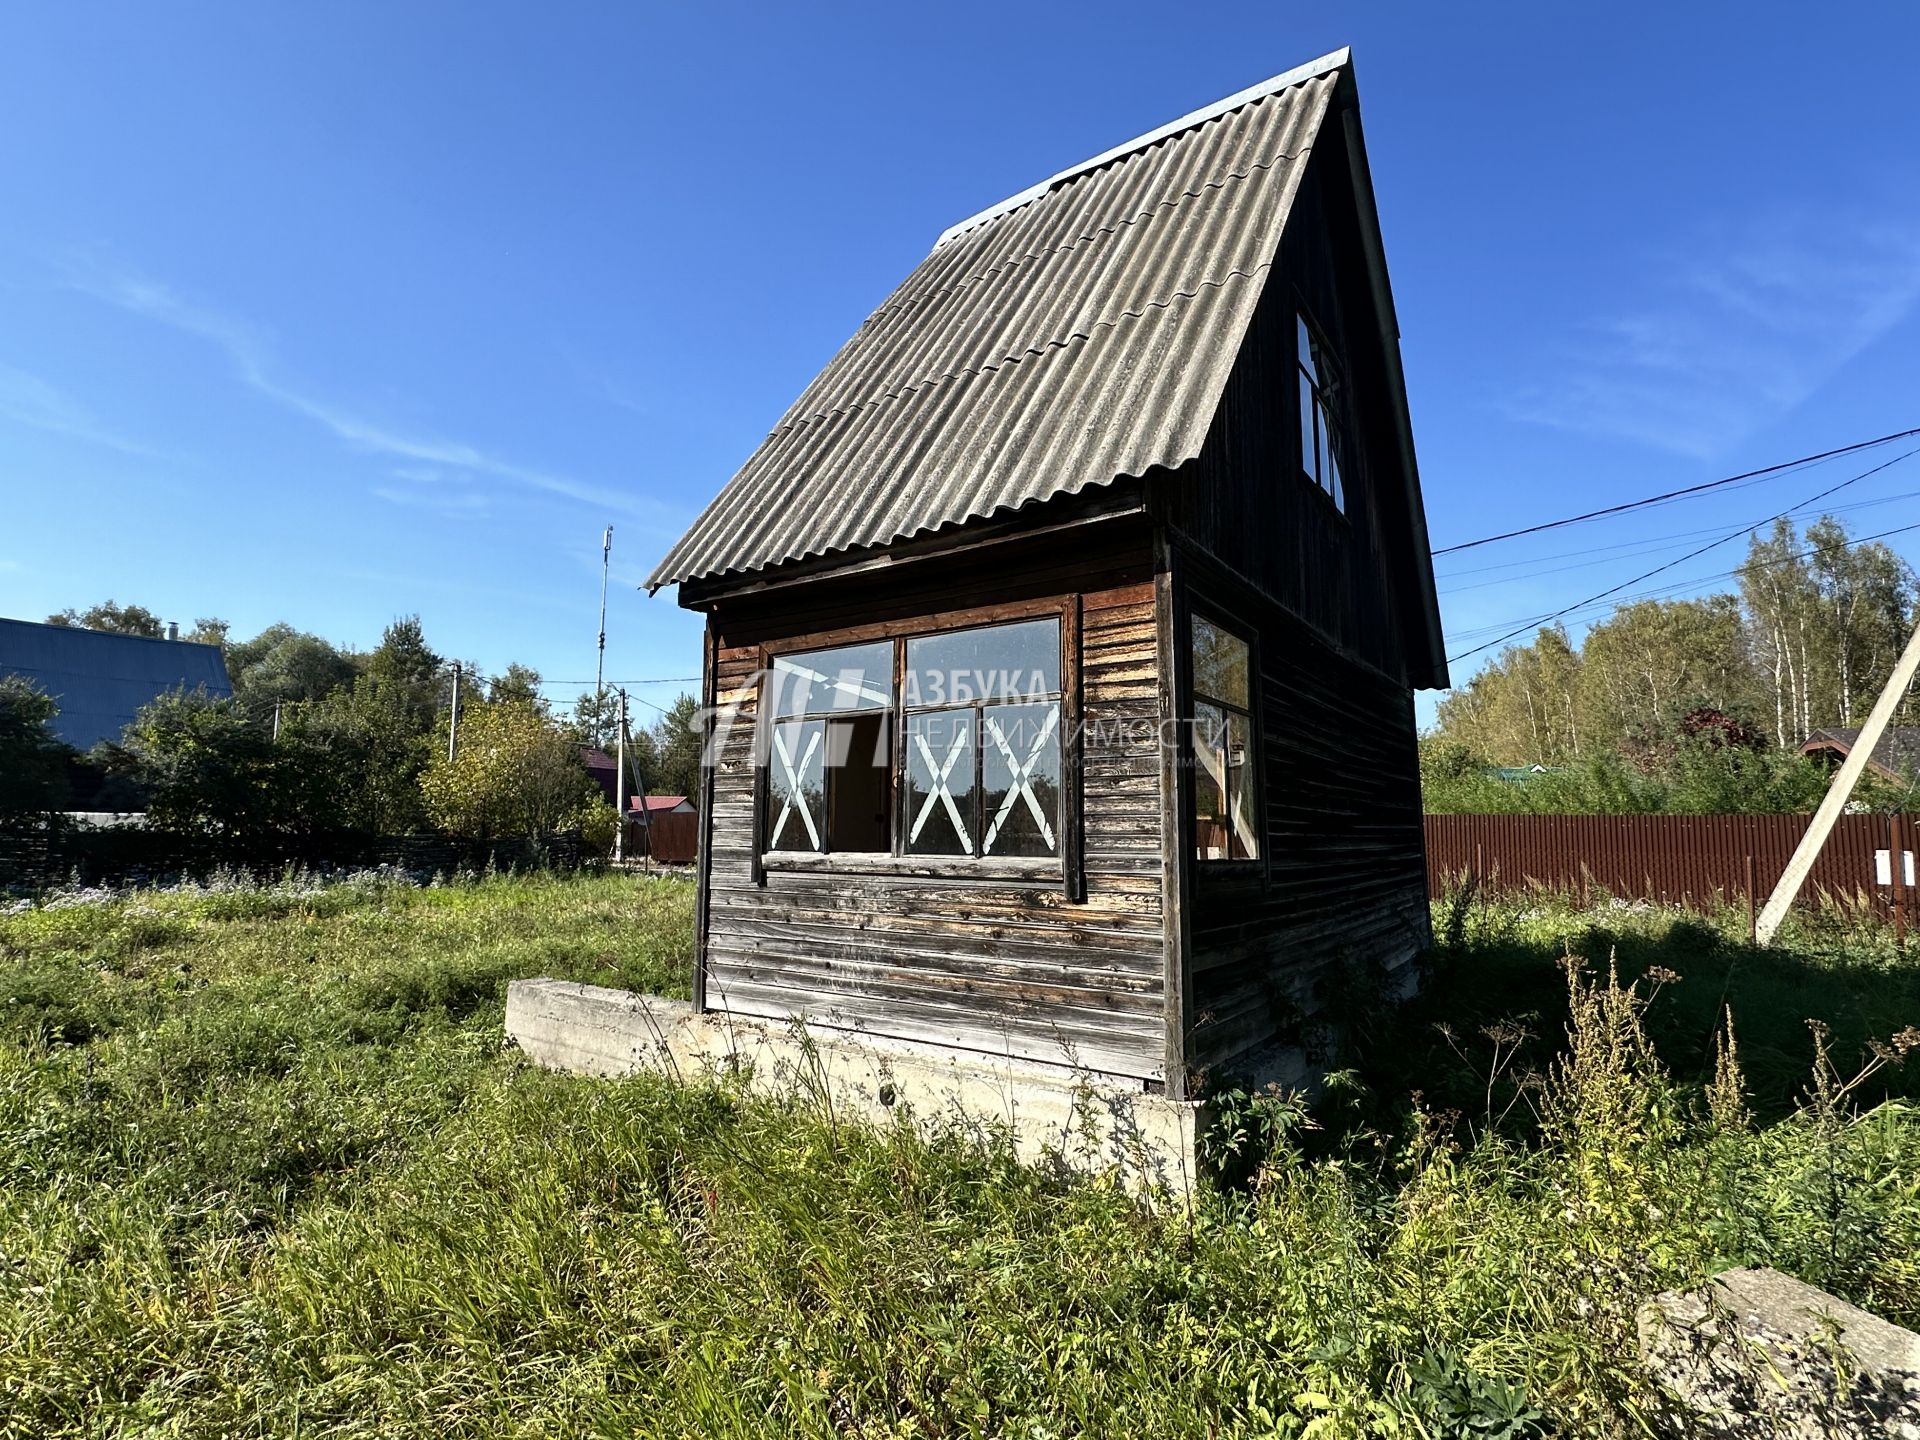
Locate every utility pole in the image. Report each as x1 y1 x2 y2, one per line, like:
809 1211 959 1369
595 526 613 709
614 687 628 864
448 661 462 764
623 689 656 874
271 702 282 742
1756 616 1920 943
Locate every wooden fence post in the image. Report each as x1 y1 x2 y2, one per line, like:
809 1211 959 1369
1757 617 1920 943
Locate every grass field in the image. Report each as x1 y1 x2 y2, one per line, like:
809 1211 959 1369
2 869 1917 1437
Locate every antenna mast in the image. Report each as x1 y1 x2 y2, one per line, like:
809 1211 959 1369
595 525 613 703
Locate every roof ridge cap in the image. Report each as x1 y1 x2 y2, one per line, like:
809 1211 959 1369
933 47 1349 248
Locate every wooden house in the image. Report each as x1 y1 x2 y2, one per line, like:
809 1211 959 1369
647 49 1447 1100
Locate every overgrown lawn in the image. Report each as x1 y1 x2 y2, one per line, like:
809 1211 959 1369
1 871 1916 1437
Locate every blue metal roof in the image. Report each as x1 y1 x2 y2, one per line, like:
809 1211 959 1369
0 617 233 751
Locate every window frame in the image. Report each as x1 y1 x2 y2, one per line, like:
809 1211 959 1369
1187 609 1262 868
758 640 893 857
900 624 1064 862
1295 307 1350 516
753 599 1081 889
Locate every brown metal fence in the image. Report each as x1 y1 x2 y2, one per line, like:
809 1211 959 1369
634 810 700 864
1424 813 1918 922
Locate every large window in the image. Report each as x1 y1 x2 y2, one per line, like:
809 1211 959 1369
1297 311 1347 513
762 616 1064 863
1190 614 1258 862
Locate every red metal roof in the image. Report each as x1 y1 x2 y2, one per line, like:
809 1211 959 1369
630 795 692 813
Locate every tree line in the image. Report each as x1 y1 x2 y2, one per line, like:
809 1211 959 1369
1426 515 1920 815
4 603 703 856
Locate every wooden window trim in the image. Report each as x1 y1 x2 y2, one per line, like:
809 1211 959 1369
760 851 1063 883
1062 594 1085 902
1187 606 1264 871
752 599 1085 897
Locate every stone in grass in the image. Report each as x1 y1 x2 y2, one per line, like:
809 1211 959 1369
1638 1266 1920 1437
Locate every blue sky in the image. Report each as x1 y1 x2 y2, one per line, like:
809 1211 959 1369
2 3 1917 728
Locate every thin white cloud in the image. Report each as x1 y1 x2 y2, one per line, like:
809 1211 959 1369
1505 212 1920 458
64 264 675 524
370 484 493 517
0 361 160 458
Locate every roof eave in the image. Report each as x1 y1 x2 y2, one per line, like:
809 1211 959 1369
667 482 1154 608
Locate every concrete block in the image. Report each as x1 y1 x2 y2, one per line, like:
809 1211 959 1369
1638 1266 1920 1436
505 978 1203 1195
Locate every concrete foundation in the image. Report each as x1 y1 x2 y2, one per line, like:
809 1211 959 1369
1639 1267 1920 1435
505 978 1204 1194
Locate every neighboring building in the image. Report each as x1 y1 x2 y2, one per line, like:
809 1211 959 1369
0 616 232 751
630 794 700 864
647 50 1445 1098
581 747 696 816
630 794 695 817
581 746 620 807
1800 727 1920 784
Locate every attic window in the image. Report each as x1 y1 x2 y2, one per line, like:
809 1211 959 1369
1297 312 1347 513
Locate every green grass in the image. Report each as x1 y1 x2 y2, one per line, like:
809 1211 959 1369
1373 883 1920 1122
1 870 1916 1437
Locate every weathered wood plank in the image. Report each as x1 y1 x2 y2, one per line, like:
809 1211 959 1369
706 975 1163 1081
698 527 1170 1082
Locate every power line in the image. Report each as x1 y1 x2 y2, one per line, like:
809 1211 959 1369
1436 487 1920 587
530 676 700 688
1429 426 1920 557
1445 509 1920 645
526 678 695 718
622 690 677 719
1443 517 1920 647
1444 446 1920 666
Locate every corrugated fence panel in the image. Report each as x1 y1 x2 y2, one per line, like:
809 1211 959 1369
1424 814 1919 916
637 811 700 864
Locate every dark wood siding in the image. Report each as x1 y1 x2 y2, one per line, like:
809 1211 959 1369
1157 139 1411 683
1183 563 1431 1083
699 521 1171 1083
1150 130 1435 1086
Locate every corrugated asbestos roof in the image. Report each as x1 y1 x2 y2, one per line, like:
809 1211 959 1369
648 51 1350 590
0 617 233 751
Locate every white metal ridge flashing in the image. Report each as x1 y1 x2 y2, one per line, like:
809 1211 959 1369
934 47 1351 249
